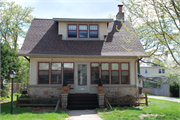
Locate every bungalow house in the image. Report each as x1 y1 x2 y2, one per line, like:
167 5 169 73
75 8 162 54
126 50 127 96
17 5 148 109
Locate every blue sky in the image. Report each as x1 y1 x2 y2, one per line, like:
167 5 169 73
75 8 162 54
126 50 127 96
8 0 122 19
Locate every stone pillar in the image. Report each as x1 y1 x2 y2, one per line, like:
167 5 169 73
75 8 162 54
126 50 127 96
98 93 105 108
61 94 68 108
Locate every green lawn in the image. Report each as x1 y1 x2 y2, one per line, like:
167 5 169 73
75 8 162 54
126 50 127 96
97 98 180 120
0 94 69 120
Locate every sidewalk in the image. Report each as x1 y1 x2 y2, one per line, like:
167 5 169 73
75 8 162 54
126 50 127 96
66 110 103 120
148 95 180 103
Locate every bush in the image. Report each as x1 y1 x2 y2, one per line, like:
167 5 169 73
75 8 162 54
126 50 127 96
170 82 179 97
0 81 10 97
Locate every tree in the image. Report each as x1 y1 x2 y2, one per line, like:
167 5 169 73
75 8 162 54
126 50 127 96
121 0 180 66
0 42 20 96
0 1 34 50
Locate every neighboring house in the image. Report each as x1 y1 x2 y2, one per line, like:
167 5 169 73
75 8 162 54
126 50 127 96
140 63 166 77
17 5 148 99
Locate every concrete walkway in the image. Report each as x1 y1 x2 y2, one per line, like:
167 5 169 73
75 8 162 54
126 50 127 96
66 110 103 120
148 95 180 103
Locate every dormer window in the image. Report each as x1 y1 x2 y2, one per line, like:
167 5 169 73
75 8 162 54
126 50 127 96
67 24 99 39
68 25 77 38
89 25 98 38
79 25 88 38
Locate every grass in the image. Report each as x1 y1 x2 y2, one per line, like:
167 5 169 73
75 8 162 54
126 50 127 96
0 93 69 120
0 93 21 103
97 98 180 120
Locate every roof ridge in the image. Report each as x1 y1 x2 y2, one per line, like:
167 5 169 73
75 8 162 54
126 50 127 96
33 18 53 20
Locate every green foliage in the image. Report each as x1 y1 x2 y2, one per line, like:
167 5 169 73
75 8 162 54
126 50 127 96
62 78 68 86
122 0 180 67
1 42 20 97
98 78 103 86
170 82 179 97
14 57 30 84
0 1 34 50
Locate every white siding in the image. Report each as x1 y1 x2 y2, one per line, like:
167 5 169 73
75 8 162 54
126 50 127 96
140 67 166 77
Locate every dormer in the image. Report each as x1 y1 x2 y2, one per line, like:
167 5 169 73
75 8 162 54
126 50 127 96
53 18 113 40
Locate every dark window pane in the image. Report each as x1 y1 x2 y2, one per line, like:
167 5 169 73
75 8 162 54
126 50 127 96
51 71 61 83
159 69 161 73
68 25 76 30
102 71 109 84
64 71 73 84
111 71 119 84
64 63 73 70
90 25 98 30
91 63 99 70
121 71 129 84
162 69 165 73
90 31 98 37
39 71 49 84
68 31 77 37
79 31 87 37
91 71 99 84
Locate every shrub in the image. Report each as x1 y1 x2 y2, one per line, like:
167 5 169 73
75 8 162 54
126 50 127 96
170 82 179 97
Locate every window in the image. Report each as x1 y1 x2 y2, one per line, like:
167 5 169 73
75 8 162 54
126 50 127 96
51 63 62 84
159 69 161 73
121 63 130 84
145 69 148 74
91 63 99 84
162 69 165 73
38 62 49 84
111 63 119 84
89 25 98 38
101 63 109 84
79 25 87 38
63 63 74 84
68 25 77 38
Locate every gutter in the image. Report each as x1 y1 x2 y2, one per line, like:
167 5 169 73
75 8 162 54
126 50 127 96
135 57 142 97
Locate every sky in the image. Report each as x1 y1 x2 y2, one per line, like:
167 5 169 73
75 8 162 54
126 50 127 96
6 0 122 48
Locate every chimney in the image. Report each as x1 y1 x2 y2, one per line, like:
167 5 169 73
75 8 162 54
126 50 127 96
116 5 124 21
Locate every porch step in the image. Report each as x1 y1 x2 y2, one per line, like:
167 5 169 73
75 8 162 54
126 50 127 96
67 94 99 110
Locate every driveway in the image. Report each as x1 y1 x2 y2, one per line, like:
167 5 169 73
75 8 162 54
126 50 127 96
148 95 180 103
66 110 103 120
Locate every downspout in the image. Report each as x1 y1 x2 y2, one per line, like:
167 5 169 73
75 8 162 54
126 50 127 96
135 57 142 97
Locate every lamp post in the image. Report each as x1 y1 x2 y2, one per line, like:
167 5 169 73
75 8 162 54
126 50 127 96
10 70 16 114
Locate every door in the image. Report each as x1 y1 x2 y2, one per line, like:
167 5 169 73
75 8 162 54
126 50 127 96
76 64 89 93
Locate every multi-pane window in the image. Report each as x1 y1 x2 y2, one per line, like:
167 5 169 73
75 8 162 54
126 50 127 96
79 25 87 38
101 63 109 84
111 63 119 84
68 25 77 38
162 69 165 73
91 63 99 84
38 63 49 84
145 69 148 74
89 25 98 38
121 63 130 84
51 63 61 84
159 69 161 73
63 63 74 84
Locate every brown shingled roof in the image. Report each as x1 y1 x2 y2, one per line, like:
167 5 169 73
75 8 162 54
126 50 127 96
18 18 148 57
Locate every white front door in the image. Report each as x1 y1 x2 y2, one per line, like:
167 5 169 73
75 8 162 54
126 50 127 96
76 63 89 93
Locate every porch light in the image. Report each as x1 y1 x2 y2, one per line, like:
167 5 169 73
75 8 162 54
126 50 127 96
10 70 16 114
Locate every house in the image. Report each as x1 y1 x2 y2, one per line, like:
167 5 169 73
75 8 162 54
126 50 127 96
17 5 148 108
140 63 166 77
